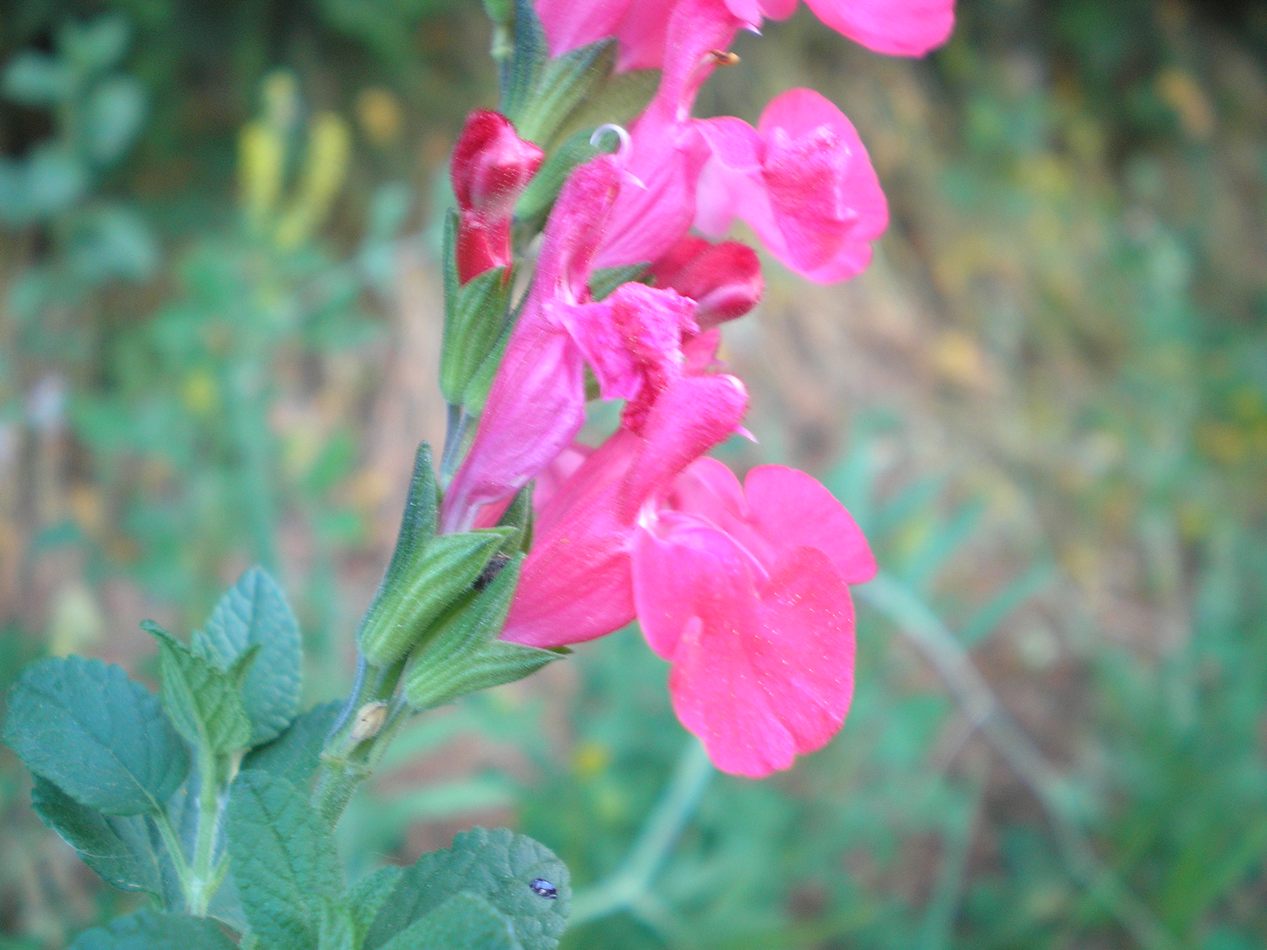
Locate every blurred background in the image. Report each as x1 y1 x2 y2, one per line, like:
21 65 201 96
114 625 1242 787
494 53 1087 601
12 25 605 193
2 1 1265 947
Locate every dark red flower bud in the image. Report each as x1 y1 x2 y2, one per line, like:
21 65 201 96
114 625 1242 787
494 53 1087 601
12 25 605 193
649 236 764 327
451 110 545 282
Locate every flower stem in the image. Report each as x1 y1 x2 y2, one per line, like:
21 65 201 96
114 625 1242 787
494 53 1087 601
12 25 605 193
570 739 713 925
311 656 409 827
187 744 223 916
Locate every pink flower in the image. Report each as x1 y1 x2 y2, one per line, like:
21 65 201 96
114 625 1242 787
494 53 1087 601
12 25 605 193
631 459 876 776
694 89 888 283
451 110 544 283
500 373 748 647
587 2 888 284
537 0 716 73
728 0 955 57
442 156 716 532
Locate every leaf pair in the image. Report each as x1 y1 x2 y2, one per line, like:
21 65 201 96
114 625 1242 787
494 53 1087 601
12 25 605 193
226 769 569 950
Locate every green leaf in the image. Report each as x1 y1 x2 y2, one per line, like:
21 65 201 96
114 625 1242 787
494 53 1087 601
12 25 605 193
378 893 520 950
517 40 615 145
514 128 605 230
316 898 360 950
499 0 548 123
69 909 235 950
590 263 650 301
360 529 513 667
2 52 72 106
145 622 254 754
31 777 171 897
348 866 405 938
403 556 560 708
59 15 130 74
2 656 188 815
83 76 146 165
461 319 514 417
226 770 344 950
550 66 660 144
241 701 340 783
364 827 570 950
441 266 512 406
194 567 302 745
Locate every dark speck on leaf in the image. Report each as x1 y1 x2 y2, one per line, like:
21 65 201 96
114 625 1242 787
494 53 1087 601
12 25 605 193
529 877 558 899
475 552 512 591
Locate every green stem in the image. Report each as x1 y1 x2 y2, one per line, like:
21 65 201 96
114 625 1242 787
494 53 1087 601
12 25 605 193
311 656 409 827
570 740 713 925
187 744 223 916
154 811 195 903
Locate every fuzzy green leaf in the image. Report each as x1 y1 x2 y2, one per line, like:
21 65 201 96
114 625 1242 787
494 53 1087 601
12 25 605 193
499 0 548 123
377 893 520 950
441 266 512 406
194 567 302 745
227 770 344 950
348 866 406 937
2 656 188 816
461 318 514 417
69 909 236 949
31 777 172 897
364 827 569 949
517 40 615 145
514 128 606 229
145 622 254 753
240 700 340 783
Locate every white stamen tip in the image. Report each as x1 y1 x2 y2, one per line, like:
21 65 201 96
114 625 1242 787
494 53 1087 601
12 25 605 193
591 123 632 159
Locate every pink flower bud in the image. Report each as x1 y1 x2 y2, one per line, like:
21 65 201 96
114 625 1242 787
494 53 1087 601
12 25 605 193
650 235 764 327
450 110 544 282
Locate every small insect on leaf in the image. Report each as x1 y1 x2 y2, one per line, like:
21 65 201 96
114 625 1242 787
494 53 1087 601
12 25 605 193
529 877 558 900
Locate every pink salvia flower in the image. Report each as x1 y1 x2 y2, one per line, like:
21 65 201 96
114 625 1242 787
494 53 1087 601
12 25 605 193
501 372 749 647
442 156 720 532
695 89 888 283
451 110 545 283
727 0 955 57
631 458 876 776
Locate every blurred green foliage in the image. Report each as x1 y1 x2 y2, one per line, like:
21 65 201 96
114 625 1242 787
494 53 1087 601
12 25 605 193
3 0 1266 947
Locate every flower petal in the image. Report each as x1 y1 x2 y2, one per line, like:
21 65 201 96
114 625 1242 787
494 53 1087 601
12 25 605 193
803 0 955 57
662 545 855 776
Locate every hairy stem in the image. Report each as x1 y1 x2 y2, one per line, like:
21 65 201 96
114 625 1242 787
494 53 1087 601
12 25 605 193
187 744 223 916
311 656 409 827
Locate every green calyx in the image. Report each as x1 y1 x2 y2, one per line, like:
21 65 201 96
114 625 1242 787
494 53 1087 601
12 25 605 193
402 554 562 709
359 527 514 668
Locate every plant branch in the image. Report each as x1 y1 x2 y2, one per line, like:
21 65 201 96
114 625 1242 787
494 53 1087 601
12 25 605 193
570 739 714 926
859 571 1179 950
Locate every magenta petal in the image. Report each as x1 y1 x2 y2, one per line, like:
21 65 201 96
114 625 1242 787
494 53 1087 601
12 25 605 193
563 283 697 404
803 0 955 57
665 546 855 776
632 516 746 659
537 0 631 59
619 373 748 515
441 324 585 531
742 465 876 583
